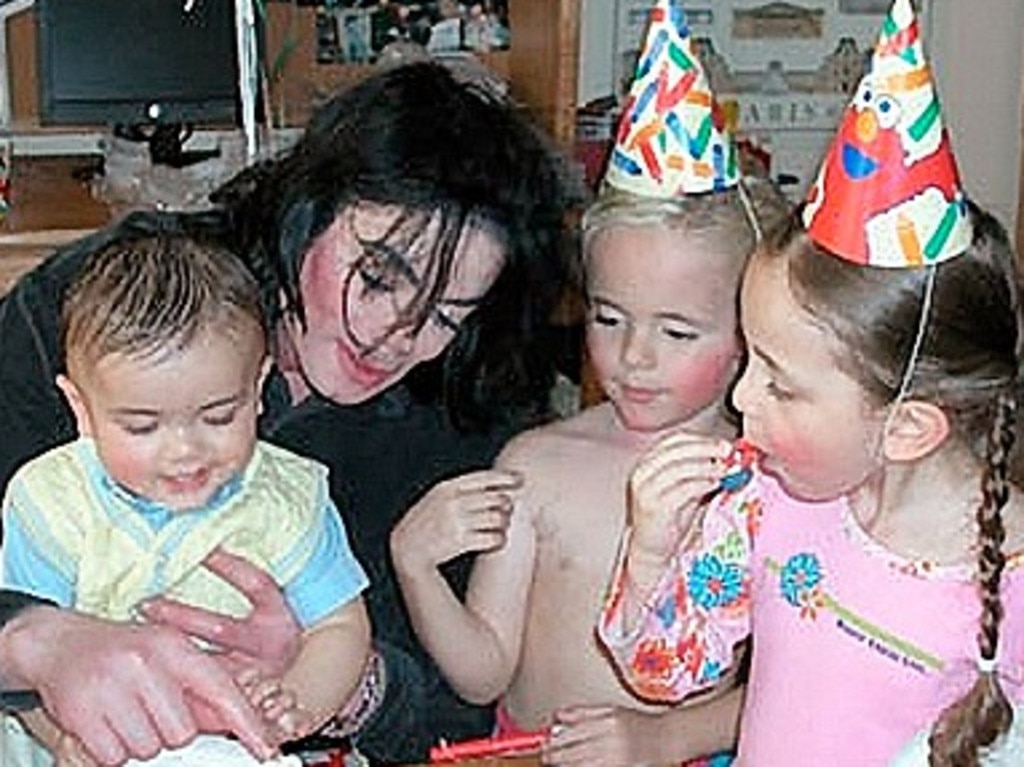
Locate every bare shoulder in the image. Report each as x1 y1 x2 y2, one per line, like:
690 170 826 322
496 404 617 473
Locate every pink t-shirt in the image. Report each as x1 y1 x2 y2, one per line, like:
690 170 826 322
600 470 1024 765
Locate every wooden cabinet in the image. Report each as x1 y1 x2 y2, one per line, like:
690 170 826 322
507 0 580 148
0 226 92 294
0 154 109 293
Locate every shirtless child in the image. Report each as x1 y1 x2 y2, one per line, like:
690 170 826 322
390 6 789 764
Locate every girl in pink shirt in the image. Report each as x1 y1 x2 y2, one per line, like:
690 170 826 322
599 2 1024 763
600 201 1024 765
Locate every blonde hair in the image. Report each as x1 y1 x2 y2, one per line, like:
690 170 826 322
62 231 266 375
581 177 790 280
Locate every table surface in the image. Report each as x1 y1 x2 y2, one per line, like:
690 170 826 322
294 752 540 767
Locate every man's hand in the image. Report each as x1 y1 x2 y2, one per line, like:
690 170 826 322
140 547 302 678
1 606 273 766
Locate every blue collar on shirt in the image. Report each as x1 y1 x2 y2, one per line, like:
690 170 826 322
75 439 246 531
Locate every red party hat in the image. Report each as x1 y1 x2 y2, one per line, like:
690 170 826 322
802 0 971 267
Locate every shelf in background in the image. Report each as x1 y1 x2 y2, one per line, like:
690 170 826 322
0 126 304 158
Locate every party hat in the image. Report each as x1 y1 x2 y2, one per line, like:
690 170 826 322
605 0 738 197
802 0 970 267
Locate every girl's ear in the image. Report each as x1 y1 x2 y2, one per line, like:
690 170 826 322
882 399 950 462
56 374 94 437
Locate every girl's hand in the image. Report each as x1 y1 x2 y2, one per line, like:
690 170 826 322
391 470 523 574
542 705 674 767
627 433 732 565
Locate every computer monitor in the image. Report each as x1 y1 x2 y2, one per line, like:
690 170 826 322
36 0 243 165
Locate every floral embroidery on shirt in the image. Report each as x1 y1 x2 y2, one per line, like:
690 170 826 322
632 637 677 680
742 495 764 540
627 629 723 699
655 592 679 627
678 632 712 680
688 553 745 610
780 552 824 619
599 469 759 701
765 554 945 673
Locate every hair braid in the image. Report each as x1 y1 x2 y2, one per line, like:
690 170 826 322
928 391 1017 766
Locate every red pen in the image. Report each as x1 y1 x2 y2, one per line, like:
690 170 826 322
429 729 548 762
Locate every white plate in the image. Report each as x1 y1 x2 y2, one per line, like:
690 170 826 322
124 735 302 767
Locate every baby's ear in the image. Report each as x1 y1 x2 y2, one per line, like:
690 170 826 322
255 355 273 415
55 374 93 437
882 400 950 462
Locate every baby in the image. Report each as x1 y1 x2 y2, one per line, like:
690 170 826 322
1 229 370 766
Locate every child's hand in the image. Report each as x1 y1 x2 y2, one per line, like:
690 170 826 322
55 732 101 767
627 433 732 565
542 705 677 767
391 469 523 573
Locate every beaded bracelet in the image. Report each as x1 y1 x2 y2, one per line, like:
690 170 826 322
320 648 387 738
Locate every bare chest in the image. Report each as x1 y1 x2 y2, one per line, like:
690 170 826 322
529 448 636 589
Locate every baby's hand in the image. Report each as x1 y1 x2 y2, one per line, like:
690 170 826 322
236 668 315 746
542 705 672 767
627 432 733 563
391 469 523 573
55 732 101 767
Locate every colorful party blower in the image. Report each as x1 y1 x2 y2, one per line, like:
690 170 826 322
605 0 739 198
802 0 971 268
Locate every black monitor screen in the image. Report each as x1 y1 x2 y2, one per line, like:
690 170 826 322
36 0 240 127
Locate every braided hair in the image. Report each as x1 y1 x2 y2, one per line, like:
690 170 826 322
766 202 1022 766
